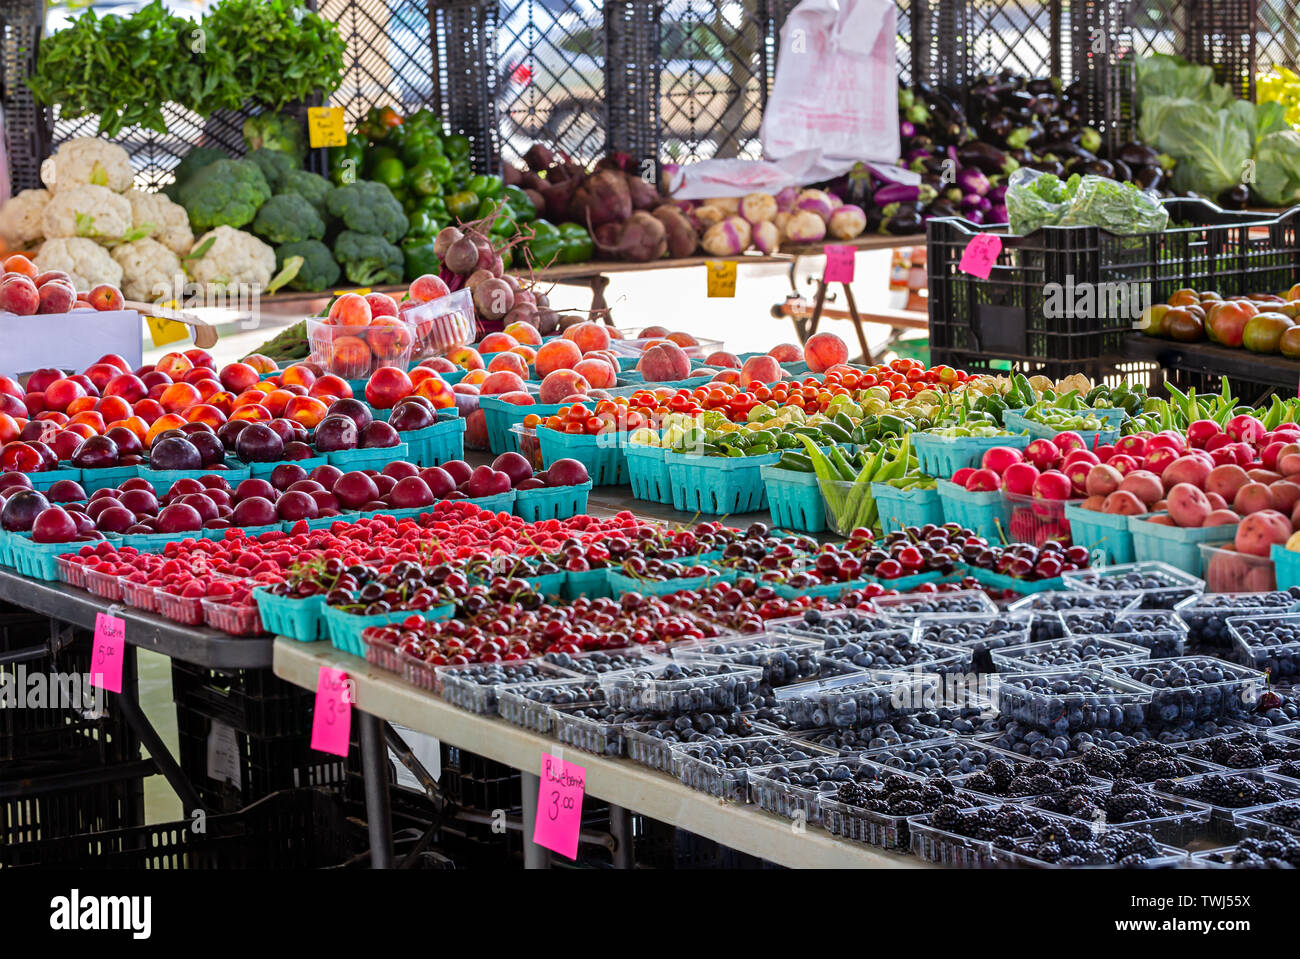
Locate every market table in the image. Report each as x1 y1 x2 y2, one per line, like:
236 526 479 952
1124 332 1299 399
272 638 926 870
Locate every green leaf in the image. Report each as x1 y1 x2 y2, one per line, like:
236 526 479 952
266 255 303 294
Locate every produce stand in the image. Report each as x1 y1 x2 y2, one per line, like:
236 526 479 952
271 637 924 870
1123 332 1300 402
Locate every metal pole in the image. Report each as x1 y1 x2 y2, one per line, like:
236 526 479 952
609 804 634 869
520 772 551 869
116 644 204 812
358 711 394 869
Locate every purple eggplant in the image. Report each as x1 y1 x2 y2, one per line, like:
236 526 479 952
987 203 1008 224
956 166 990 197
987 183 1008 205
874 182 921 205
900 120 917 139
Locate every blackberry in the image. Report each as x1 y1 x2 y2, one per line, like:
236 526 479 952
1035 841 1063 863
836 781 864 805
932 805 961 830
966 773 997 793
988 759 1016 787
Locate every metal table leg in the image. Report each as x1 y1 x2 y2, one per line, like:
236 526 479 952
115 644 204 812
520 771 551 869
358 710 394 869
840 282 875 365
590 275 612 325
609 804 634 869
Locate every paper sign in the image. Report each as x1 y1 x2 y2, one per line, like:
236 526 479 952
824 245 856 283
958 234 1003 279
89 612 125 694
146 313 189 348
308 107 347 148
706 260 737 298
533 752 586 860
207 719 243 788
310 667 352 757
331 288 372 298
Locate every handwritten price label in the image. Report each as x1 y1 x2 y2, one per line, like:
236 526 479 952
310 667 352 757
90 612 125 694
706 260 737 298
958 234 1003 279
532 752 586 859
307 107 347 148
824 245 856 283
146 314 189 348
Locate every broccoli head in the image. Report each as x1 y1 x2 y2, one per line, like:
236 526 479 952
246 148 295 191
279 169 332 217
177 158 271 231
326 181 409 243
164 147 228 201
333 230 403 285
275 239 340 292
242 113 307 164
253 193 326 245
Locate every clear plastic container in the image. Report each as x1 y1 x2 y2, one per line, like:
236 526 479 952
1025 789 1217 848
599 661 762 715
773 670 939 728
1009 588 1145 642
1262 761 1300 784
119 575 160 612
508 423 543 471
910 611 1033 651
993 668 1151 733
495 679 605 734
1149 769 1300 824
201 598 266 637
55 554 87 589
671 633 828 686
670 735 836 802
621 715 773 771
762 613 966 676
551 704 630 757
871 589 998 620
992 635 1152 672
1106 657 1266 726
84 565 123 601
908 806 1002 867
745 756 884 825
1199 543 1277 593
435 660 579 714
1058 608 1187 658
541 646 669 677
1227 613 1300 680
859 738 1025 780
1175 590 1299 650
1062 561 1204 609
154 587 205 626
404 287 475 359
1234 799 1300 837
991 836 1189 869
307 316 415 379
795 719 953 755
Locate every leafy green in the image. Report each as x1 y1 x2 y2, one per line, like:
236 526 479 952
1253 130 1300 206
1006 170 1167 235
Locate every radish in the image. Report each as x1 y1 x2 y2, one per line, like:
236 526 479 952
1002 462 1040 495
1024 438 1061 471
1187 419 1221 449
1032 470 1072 500
980 446 1024 475
1226 414 1266 447
965 468 1000 492
951 467 975 487
1054 431 1086 454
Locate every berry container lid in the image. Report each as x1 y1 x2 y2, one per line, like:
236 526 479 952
909 611 1034 650
1234 798 1300 837
773 670 940 727
1008 588 1146 642
670 634 829 686
857 737 1027 780
670 734 837 803
541 645 670 676
1175 589 1300 633
992 668 1152 734
1105 657 1266 728
597 660 763 715
746 755 893 826
991 634 1152 672
870 589 998 620
1061 561 1204 609
1147 768 1300 823
496 679 605 735
1058 608 1187 658
1226 612 1300 679
435 660 582 715
551 703 633 758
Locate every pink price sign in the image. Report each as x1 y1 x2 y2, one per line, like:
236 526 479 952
532 752 586 859
823 245 856 283
310 667 352 757
958 233 1002 279
89 612 125 694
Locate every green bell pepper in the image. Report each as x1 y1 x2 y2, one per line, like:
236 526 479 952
406 207 440 240
527 219 563 267
405 163 441 197
328 133 366 186
503 185 537 221
445 190 480 221
444 134 471 161
467 174 503 199
557 222 593 263
401 236 441 281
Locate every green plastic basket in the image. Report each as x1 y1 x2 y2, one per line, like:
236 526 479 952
563 566 611 599
74 465 136 494
605 567 735 597
249 455 328 478
26 466 82 493
871 482 943 535
139 458 250 495
861 568 945 591
524 570 568 596
1063 503 1135 565
322 602 453 658
760 465 826 533
461 490 516 514
664 451 782 515
936 479 1012 541
772 578 873 599
967 565 1065 594
536 427 627 486
514 481 593 521
8 535 97 581
282 512 360 533
625 442 672 504
399 417 466 466
326 443 410 472
913 433 1031 479
253 587 325 642
1128 513 1235 578
1001 410 1121 451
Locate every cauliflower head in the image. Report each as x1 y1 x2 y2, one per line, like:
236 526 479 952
187 226 275 292
36 237 123 291
41 185 133 243
0 189 50 249
40 138 134 193
111 237 184 303
125 189 194 255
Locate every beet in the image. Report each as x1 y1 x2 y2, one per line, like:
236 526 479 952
535 309 560 335
523 143 556 173
445 236 479 274
594 221 621 249
434 226 463 259
524 188 545 216
593 210 667 262
652 205 699 258
503 303 539 328
474 278 515 321
502 164 525 187
624 172 660 210
568 170 632 228
540 178 578 223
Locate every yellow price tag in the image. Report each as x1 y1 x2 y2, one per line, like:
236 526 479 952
331 288 372 298
146 314 189 348
307 107 347 149
706 260 737 298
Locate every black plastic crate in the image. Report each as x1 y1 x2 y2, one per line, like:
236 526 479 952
170 661 316 739
1185 0 1256 102
0 0 50 192
174 707 349 814
1 762 147 848
927 200 1300 367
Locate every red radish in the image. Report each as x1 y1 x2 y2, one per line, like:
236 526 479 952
980 446 1024 475
1054 431 1085 454
1209 446 1239 468
1032 470 1072 500
1085 464 1123 498
951 467 975 487
1204 433 1233 453
1263 441 1289 471
1024 439 1061 471
1093 444 1116 462
1229 442 1256 467
1115 435 1147 457
1150 432 1186 455
1142 446 1178 475
965 468 1000 492
1108 453 1138 475
1186 420 1221 449
1226 414 1266 447
1002 462 1040 495
1065 458 1094 496
1062 449 1099 471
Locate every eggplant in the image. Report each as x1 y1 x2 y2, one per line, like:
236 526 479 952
926 197 961 218
1078 158 1115 178
987 203 1008 224
1133 165 1164 191
1027 77 1060 96
958 142 1014 176
988 183 1008 205
956 166 991 196
882 207 924 234
1110 158 1133 183
1005 91 1036 112
1007 147 1034 167
1035 117 1071 144
1028 94 1059 117
1117 142 1160 168
874 182 921 205
1028 159 1067 178
1058 99 1080 123
1042 140 1094 161
983 112 1016 142
1218 184 1250 210
963 209 986 225
900 120 916 139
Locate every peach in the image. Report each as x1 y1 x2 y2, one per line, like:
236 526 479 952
219 362 261 394
768 343 802 363
640 325 669 338
283 396 330 428
574 358 617 389
447 347 485 372
539 370 590 404
2 253 36 278
229 405 271 422
133 400 164 425
0 276 39 315
639 342 691 383
413 375 456 409
803 332 849 372
65 396 97 417
563 322 611 353
480 371 528 396
184 404 226 429
155 352 192 379
739 354 781 389
262 389 294 417
193 379 223 402
487 351 529 377
419 357 458 374
82 363 122 392
68 410 105 433
0 413 21 444
327 336 373 378
145 413 187 446
95 395 132 424
242 353 277 374
159 382 201 414
712 369 740 385
463 369 489 386
705 351 741 369
504 321 543 346
509 344 538 364
409 274 451 303
366 316 414 360
666 331 698 349
365 292 398 319
88 284 125 311
365 367 414 409
479 332 519 354
535 339 583 376
328 292 371 326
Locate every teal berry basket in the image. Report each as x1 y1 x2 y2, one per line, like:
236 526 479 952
871 482 943 535
738 352 812 377
326 443 410 472
524 570 568 596
322 602 453 658
1001 410 1120 451
536 427 627 486
966 565 1066 594
253 587 326 642
912 433 1030 478
513 481 593 521
1063 503 1135 566
139 458 250 495
25 466 82 493
74 465 137 494
399 417 466 466
772 577 874 600
0 529 12 567
605 567 735 597
626 442 672 505
8 535 97 581
1271 544 1300 590
249 455 328 478
1127 513 1236 578
563 566 611 600
936 479 1012 542
479 394 552 455
664 451 782 515
760 465 826 533
461 489 516 514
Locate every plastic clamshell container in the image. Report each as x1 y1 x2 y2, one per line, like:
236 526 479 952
1061 560 1205 609
1234 799 1300 838
907 805 1002 867
404 287 475 359
1008 588 1144 642
622 723 697 772
992 668 1152 733
761 464 826 533
858 737 1027 780
119 575 160 612
1127 514 1235 579
508 423 543 471
1057 608 1188 658
1063 502 1135 565
1198 543 1277 593
551 705 628 757
83 565 124 601
871 589 998 620
768 614 966 677
991 635 1152 672
666 451 780 515
154 587 205 626
935 479 1012 542
910 611 1034 651
599 661 762 715
991 835 1189 869
201 598 266 637
1226 612 1300 680
671 633 827 686
1105 657 1266 727
913 432 1030 477
435 660 580 714
1174 590 1299 651
306 316 414 379
1003 492 1079 550
824 787 985 852
513 480 593 522
773 670 939 728
671 735 836 803
495 680 604 735
1149 769 1300 825
871 482 943 535
54 553 86 589
746 756 887 826
541 645 670 676
626 441 673 506
1000 409 1121 449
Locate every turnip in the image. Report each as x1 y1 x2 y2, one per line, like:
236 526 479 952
752 221 780 254
740 193 777 224
701 217 752 256
707 197 740 215
774 186 798 212
782 210 826 243
692 204 728 230
828 205 867 239
795 189 835 222
1002 462 1040 495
